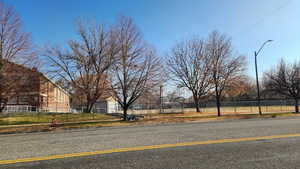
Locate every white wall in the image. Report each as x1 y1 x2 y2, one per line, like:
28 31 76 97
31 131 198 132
106 100 118 114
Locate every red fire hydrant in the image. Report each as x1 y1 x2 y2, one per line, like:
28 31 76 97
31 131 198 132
50 114 58 127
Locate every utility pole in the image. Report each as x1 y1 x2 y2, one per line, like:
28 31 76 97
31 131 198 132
160 85 163 113
254 51 262 115
254 40 273 115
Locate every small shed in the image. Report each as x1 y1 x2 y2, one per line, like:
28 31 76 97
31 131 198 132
93 97 119 114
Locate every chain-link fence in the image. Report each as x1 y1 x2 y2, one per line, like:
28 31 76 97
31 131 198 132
0 99 298 117
119 102 184 115
118 99 297 115
182 99 297 114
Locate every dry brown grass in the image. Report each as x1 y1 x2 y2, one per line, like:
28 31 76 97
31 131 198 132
184 105 296 114
1 107 299 135
0 113 117 126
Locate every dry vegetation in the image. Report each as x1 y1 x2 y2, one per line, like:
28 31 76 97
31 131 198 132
1 108 299 135
0 113 117 126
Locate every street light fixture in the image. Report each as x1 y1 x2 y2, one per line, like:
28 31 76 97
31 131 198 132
255 40 273 115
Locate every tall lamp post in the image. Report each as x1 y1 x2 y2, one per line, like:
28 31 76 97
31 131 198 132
255 40 273 115
159 85 163 113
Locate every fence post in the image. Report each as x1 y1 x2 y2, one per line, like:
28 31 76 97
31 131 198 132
234 99 237 113
66 112 69 122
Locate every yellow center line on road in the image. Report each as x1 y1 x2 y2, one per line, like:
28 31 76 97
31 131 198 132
1 133 300 165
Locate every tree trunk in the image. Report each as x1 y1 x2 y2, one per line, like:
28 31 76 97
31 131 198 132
123 107 128 121
216 95 221 117
196 105 200 113
85 102 94 113
87 106 93 113
0 98 6 113
214 85 221 117
295 98 299 113
193 95 200 113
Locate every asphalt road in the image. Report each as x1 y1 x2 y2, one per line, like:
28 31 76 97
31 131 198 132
2 117 300 168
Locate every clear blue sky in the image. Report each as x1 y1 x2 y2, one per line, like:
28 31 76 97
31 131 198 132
3 0 300 79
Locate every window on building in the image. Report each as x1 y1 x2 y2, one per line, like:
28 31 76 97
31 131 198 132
19 96 28 104
33 96 39 103
7 97 17 104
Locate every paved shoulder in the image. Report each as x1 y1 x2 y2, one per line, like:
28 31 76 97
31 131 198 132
2 136 300 169
2 117 300 162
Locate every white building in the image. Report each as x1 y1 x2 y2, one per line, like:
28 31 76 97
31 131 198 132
93 97 119 114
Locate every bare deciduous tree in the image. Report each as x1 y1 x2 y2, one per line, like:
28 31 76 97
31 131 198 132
46 20 118 113
207 31 246 116
0 3 33 61
0 2 37 112
167 38 212 112
223 76 256 100
264 59 300 113
110 17 161 120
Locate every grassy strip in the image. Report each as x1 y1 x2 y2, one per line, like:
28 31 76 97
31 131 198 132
0 113 116 126
1 112 299 135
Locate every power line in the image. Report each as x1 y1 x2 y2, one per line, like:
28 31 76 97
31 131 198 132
238 0 293 35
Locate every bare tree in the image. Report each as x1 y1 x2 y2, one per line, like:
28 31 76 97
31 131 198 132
110 17 161 120
0 3 33 61
207 31 246 116
167 38 212 112
46 20 118 113
264 59 300 113
0 2 37 112
223 76 256 100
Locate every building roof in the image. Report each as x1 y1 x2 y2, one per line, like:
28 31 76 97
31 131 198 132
1 60 71 96
42 75 71 96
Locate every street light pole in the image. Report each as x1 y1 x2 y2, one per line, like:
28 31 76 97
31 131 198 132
254 51 262 115
159 85 163 113
254 40 273 115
